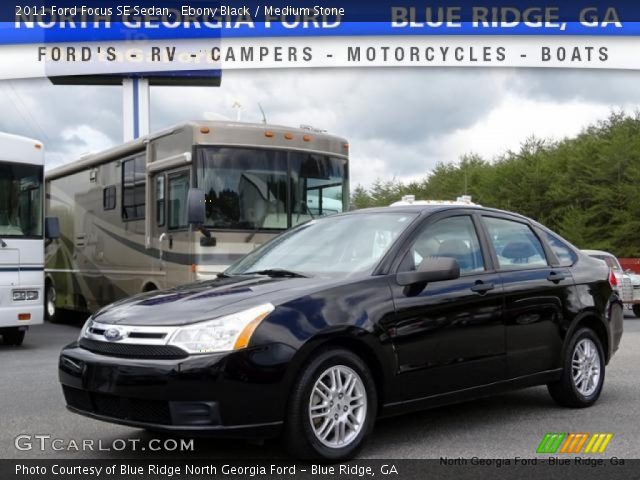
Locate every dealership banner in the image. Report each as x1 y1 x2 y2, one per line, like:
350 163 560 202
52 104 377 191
2 1 640 79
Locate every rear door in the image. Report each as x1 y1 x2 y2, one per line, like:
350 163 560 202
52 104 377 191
387 211 506 399
480 214 574 378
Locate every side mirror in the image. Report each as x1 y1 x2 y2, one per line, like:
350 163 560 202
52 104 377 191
187 188 206 226
44 217 60 240
396 257 460 287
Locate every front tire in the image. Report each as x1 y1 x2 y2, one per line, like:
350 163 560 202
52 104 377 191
548 328 605 408
2 328 26 346
45 282 58 323
284 348 377 461
633 304 640 318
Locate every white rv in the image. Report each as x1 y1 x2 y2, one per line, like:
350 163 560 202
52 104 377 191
45 121 349 319
0 133 57 345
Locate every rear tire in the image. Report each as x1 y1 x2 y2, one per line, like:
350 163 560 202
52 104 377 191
284 348 377 461
2 328 26 346
548 328 605 408
633 304 640 318
45 282 58 323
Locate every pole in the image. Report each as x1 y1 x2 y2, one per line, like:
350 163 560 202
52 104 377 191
122 77 150 141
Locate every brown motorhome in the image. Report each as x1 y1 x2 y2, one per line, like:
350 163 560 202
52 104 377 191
44 121 349 319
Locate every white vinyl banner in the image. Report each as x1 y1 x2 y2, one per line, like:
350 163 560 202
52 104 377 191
0 35 638 80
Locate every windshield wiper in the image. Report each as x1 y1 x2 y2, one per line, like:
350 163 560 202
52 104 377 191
242 268 309 278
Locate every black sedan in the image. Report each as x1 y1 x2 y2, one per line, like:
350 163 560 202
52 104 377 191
59 205 623 460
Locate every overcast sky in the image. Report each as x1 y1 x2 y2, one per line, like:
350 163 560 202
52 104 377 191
2 68 640 188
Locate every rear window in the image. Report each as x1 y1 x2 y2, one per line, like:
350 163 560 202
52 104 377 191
483 217 548 270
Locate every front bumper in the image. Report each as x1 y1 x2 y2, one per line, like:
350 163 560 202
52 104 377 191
59 341 296 437
0 305 43 328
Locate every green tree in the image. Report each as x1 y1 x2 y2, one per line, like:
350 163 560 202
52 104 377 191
350 112 640 257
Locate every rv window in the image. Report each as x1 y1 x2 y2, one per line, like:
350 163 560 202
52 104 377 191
122 155 146 221
156 176 165 226
290 154 346 227
168 173 189 230
197 147 289 230
103 186 116 211
0 162 43 238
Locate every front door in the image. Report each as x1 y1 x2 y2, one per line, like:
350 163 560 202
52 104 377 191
387 213 506 400
151 169 194 289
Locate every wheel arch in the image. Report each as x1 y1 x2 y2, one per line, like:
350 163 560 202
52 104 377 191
283 330 393 412
141 281 159 293
564 311 610 363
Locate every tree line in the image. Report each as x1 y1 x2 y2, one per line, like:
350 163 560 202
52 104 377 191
351 112 640 257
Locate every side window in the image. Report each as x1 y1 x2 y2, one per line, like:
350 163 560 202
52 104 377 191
483 217 548 270
400 215 485 274
541 230 577 267
103 186 116 211
122 155 146 221
168 173 190 230
156 176 165 227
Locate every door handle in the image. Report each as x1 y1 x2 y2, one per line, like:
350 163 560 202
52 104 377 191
470 281 494 294
158 233 167 260
547 271 566 283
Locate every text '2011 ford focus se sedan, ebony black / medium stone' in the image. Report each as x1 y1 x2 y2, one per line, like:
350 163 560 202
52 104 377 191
59 205 623 460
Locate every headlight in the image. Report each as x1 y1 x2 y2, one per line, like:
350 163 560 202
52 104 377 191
78 318 93 340
168 303 275 354
13 290 39 301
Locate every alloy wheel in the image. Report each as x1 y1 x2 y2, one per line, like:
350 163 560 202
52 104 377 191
571 338 601 397
308 365 367 448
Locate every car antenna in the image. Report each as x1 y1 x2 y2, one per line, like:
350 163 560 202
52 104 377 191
258 103 268 124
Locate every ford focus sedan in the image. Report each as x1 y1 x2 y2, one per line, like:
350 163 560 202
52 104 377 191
59 205 623 460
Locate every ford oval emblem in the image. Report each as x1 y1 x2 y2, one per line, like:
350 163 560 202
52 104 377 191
104 328 124 341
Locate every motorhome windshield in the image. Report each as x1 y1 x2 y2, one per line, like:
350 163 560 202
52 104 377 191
0 162 43 238
196 146 347 231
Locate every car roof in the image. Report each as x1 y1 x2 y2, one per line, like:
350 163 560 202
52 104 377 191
350 204 530 220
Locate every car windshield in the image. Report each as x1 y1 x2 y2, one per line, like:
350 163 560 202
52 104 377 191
226 212 418 276
0 162 43 238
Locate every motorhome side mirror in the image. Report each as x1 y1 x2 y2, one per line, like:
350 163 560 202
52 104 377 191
396 257 460 287
44 217 60 240
187 188 206 226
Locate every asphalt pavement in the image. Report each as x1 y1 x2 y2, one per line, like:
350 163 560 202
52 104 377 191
1 315 639 460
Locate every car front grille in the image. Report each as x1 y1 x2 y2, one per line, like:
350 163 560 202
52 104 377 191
63 386 172 425
79 338 188 359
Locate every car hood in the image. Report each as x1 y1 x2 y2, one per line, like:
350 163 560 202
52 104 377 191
90 275 338 326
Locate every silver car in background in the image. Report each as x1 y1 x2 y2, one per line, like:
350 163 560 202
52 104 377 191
624 269 640 317
582 250 636 317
